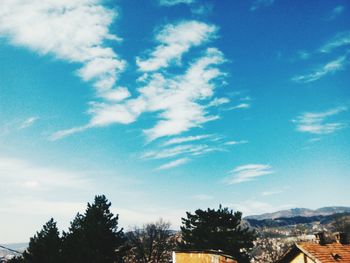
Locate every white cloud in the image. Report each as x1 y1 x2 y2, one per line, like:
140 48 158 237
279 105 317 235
136 21 217 72
250 0 275 11
59 47 226 141
162 134 212 146
293 106 348 135
50 124 91 141
224 164 274 184
225 103 251 110
0 0 125 99
207 97 230 107
159 0 195 7
19 117 39 129
292 55 349 83
224 140 248 146
156 157 190 170
320 31 350 53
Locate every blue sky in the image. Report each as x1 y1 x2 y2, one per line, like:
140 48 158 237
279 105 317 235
0 0 349 243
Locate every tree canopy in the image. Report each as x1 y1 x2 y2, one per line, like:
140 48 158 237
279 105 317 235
22 218 62 263
62 195 126 263
179 205 256 262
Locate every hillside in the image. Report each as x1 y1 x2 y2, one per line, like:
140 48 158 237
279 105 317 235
245 206 350 220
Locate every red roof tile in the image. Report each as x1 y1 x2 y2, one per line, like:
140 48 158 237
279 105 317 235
297 242 350 262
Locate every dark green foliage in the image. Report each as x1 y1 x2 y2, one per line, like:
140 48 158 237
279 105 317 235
124 219 176 263
6 256 25 263
22 218 62 263
180 205 256 262
62 195 126 263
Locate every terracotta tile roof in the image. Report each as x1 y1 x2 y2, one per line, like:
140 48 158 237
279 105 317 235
296 242 350 262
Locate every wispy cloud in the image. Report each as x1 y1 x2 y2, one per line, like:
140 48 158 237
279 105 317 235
162 134 212 146
0 0 126 101
292 55 349 83
136 20 217 72
207 97 230 107
156 157 190 170
320 31 350 53
225 103 251 111
142 144 220 160
293 106 348 135
19 117 39 129
159 0 195 6
224 164 273 184
326 5 345 21
224 140 248 146
250 0 275 11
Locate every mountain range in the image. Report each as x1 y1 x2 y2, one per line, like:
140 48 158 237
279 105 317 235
244 206 350 220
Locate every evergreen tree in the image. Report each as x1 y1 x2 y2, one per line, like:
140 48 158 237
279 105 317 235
179 205 256 262
22 218 62 263
62 195 126 263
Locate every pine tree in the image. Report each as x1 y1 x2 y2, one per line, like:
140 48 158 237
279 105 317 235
62 195 126 263
23 218 62 263
179 205 256 262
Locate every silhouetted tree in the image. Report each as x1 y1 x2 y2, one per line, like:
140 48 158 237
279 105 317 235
124 219 176 263
179 205 256 262
22 218 62 263
62 195 126 263
6 256 24 263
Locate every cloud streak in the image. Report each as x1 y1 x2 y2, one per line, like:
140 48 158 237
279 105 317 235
293 106 348 135
320 31 350 53
156 157 190 170
159 0 195 6
19 117 39 129
224 164 273 184
292 55 349 83
162 134 212 146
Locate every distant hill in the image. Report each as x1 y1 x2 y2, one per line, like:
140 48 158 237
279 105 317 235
246 212 350 228
245 206 350 220
0 243 27 252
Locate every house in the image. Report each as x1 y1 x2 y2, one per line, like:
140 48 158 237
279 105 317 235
172 250 237 263
277 232 350 263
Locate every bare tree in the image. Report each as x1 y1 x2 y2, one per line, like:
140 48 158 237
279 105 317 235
124 219 176 263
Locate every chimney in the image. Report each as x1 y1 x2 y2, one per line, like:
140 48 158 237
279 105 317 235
335 232 348 245
315 232 326 245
